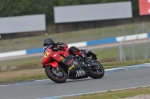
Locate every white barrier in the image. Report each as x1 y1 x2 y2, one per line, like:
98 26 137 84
116 33 147 42
68 42 87 48
0 50 26 58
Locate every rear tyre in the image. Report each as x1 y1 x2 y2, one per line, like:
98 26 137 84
89 61 104 79
45 66 67 83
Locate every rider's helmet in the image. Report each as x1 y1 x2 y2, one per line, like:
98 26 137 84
43 38 55 47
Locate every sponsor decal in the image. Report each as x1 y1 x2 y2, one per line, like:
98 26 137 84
44 52 50 58
60 56 64 61
69 64 74 70
139 0 150 15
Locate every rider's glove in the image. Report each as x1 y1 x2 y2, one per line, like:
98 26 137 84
57 44 64 50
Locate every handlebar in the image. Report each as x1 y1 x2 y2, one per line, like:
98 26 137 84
53 45 64 51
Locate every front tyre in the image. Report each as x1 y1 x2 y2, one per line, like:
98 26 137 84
45 66 67 83
89 61 104 79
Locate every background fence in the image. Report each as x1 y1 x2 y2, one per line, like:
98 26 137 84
119 38 150 61
90 38 150 62
1 22 150 53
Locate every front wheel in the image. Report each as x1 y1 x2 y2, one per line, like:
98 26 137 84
89 61 105 79
45 66 67 83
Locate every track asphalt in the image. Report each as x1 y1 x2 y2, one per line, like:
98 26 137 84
0 63 150 99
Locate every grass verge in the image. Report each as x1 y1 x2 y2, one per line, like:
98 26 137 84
0 68 47 84
60 87 150 99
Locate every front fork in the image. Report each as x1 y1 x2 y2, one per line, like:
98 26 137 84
56 67 60 73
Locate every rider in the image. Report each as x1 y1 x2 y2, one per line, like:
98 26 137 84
43 38 90 64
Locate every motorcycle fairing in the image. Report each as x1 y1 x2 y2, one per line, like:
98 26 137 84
43 61 58 68
42 47 69 67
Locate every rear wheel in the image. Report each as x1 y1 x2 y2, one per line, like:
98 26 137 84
89 61 104 79
45 66 67 83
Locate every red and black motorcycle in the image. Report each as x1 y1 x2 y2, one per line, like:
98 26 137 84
41 46 104 83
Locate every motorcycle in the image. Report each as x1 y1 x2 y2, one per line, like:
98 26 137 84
41 46 104 83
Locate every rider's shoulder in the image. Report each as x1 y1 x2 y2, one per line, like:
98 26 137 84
43 45 53 52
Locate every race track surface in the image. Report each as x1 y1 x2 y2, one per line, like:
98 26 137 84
0 65 150 99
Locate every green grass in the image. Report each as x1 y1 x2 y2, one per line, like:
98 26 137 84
11 74 46 81
61 87 150 99
1 22 150 52
0 56 41 66
0 73 47 84
94 47 119 60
